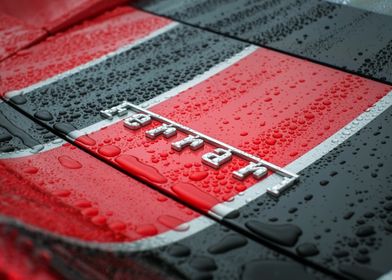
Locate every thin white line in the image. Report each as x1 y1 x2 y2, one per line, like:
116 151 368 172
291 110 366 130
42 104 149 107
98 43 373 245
73 45 258 136
378 271 392 280
0 23 179 159
287 92 392 173
4 22 179 100
3 91 390 252
0 45 259 251
140 45 258 109
2 32 391 252
221 90 392 210
0 46 260 250
144 103 296 177
98 100 298 201
0 45 256 159
102 100 298 180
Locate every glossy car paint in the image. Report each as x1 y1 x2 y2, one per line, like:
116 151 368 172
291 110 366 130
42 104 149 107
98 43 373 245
0 1 391 279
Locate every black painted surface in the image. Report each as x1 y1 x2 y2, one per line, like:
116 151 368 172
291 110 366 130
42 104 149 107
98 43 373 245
156 223 335 280
0 102 56 152
8 24 248 133
1 3 391 278
222 104 392 278
135 0 392 83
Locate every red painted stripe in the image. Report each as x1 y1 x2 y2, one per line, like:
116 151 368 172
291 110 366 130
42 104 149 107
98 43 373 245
0 12 45 61
0 0 127 32
1 16 390 243
152 48 392 167
0 7 184 244
0 6 171 95
0 143 198 242
78 48 391 211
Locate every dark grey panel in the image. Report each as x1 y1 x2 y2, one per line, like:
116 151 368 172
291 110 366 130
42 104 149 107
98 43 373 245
221 104 392 278
9 24 248 133
0 102 56 152
135 0 392 83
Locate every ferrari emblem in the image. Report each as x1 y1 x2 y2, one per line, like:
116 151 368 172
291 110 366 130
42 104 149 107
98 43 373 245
101 101 299 196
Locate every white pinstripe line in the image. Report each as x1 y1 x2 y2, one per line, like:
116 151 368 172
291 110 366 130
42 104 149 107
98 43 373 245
0 46 257 159
2 91 391 252
221 91 392 210
67 45 258 136
378 270 392 280
0 46 259 251
1 18 391 251
4 22 179 100
1 22 179 159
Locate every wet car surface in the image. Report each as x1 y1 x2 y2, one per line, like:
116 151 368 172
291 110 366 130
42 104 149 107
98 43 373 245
0 1 391 279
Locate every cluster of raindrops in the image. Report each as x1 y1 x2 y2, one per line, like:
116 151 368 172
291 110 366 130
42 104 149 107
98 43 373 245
162 223 328 280
0 7 171 93
138 0 392 83
0 104 57 153
12 25 247 132
224 105 392 276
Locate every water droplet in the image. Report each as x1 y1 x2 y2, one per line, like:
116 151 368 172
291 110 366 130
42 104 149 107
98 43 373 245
189 171 208 181
98 145 121 157
115 155 167 184
58 155 82 169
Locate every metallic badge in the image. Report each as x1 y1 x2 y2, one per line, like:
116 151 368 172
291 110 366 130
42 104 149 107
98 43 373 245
100 101 133 119
101 101 299 196
124 114 151 130
233 162 268 180
202 148 232 169
146 124 177 139
172 135 204 151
